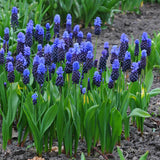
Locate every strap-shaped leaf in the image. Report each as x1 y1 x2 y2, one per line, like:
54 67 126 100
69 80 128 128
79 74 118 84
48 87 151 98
129 108 151 118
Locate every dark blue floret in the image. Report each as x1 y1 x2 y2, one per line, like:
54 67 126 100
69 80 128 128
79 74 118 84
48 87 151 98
108 77 114 89
134 39 139 56
25 25 33 47
56 67 64 87
7 62 15 83
72 61 80 84
46 23 51 43
110 45 118 64
73 25 80 40
17 32 25 54
63 31 70 51
94 17 101 35
11 7 19 30
24 46 31 67
141 32 148 51
44 44 51 66
93 71 101 87
37 26 44 45
16 52 27 73
37 44 43 57
23 69 30 85
122 51 131 72
37 63 46 86
77 31 83 44
51 38 59 63
54 14 60 38
86 32 92 42
130 62 139 82
111 59 120 81
0 48 5 64
57 39 65 62
32 93 38 105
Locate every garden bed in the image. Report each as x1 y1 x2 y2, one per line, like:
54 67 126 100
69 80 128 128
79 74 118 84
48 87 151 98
0 3 160 160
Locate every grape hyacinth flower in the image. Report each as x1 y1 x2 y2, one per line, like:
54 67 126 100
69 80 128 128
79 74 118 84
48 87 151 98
32 55 40 79
54 14 60 38
77 31 83 44
93 59 98 68
111 59 120 81
99 49 107 72
4 82 7 88
34 24 41 40
16 52 27 73
122 51 131 72
56 67 64 87
11 7 18 30
51 38 59 63
65 51 73 74
147 38 152 56
25 24 33 47
110 45 119 64
4 27 9 42
73 25 80 40
93 71 101 87
137 61 142 75
108 77 114 89
79 42 87 63
45 23 51 43
57 39 65 62
27 20 34 35
86 32 92 42
130 62 139 82
69 33 73 47
23 68 30 85
119 33 128 64
5 51 14 71
141 32 148 51
48 63 56 80
134 39 139 57
66 19 72 34
0 48 5 64
7 62 15 83
63 31 70 51
86 51 94 70
44 44 51 66
3 40 9 52
37 44 43 57
72 61 80 84
17 32 25 54
24 46 31 67
104 42 109 60
82 88 86 95
37 63 46 86
32 93 38 105
94 17 101 35
71 43 81 64
140 50 147 69
37 26 44 45
87 78 91 91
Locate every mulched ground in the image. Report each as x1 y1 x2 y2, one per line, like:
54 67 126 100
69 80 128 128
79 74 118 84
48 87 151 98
0 2 160 160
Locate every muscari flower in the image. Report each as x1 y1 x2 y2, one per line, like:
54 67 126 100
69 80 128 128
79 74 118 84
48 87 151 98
73 25 80 40
44 44 51 66
108 77 114 89
79 42 87 63
147 38 152 56
16 52 27 73
51 38 59 63
93 59 98 68
66 19 72 34
37 63 46 86
63 31 70 51
77 31 83 44
111 59 120 81
37 44 43 57
86 32 92 42
141 32 148 51
0 48 5 64
82 87 86 95
93 71 101 87
25 24 33 47
24 46 31 66
32 93 38 105
86 41 93 53
69 32 73 47
57 39 65 62
32 55 40 79
37 26 44 45
34 24 41 40
122 51 131 72
46 23 51 43
72 61 80 84
94 17 101 35
17 32 25 54
54 14 60 38
86 51 94 70
110 45 118 64
87 78 91 91
65 51 73 74
98 49 107 72
104 42 109 59
134 39 139 56
130 62 139 82
7 62 15 83
4 27 9 42
5 51 14 71
23 68 30 85
11 7 18 30
56 67 64 86
140 50 147 69
71 43 81 63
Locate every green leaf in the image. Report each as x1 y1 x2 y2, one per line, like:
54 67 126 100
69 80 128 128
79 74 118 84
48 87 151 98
139 151 149 160
144 70 153 92
41 104 58 136
129 108 151 118
117 147 125 160
149 88 160 97
81 152 86 160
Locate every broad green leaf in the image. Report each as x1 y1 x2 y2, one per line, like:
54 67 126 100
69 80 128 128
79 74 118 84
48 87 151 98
144 70 153 92
41 104 58 136
129 108 151 118
149 88 160 97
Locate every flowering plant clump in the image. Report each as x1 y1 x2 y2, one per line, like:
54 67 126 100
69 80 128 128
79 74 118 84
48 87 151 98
0 7 159 159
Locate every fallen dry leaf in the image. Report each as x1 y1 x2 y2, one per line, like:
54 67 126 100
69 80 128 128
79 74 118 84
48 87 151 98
28 156 45 160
